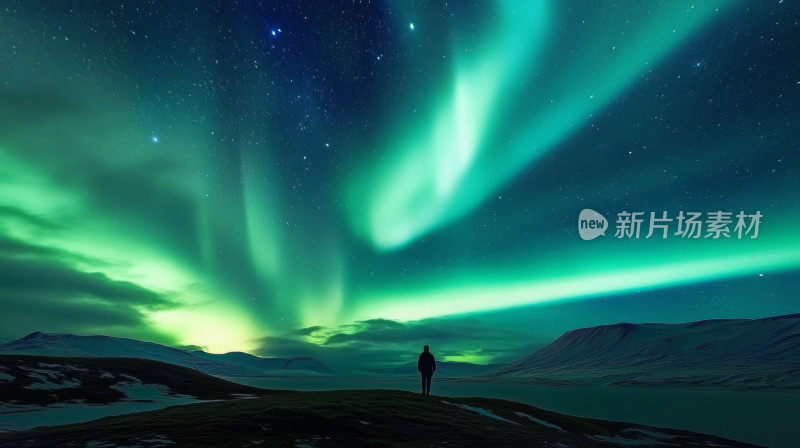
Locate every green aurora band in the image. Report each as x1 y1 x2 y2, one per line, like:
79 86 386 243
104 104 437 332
0 0 798 358
347 0 738 249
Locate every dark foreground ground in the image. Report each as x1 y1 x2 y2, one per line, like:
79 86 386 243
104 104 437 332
0 389 762 447
0 355 765 447
0 354 275 406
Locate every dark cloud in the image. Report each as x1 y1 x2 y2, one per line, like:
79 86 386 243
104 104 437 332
0 288 179 345
0 235 66 259
284 326 327 336
177 344 207 352
0 255 170 310
0 205 64 232
0 85 205 280
0 234 110 268
3 292 142 330
0 232 178 342
322 317 530 347
253 316 544 373
253 334 414 374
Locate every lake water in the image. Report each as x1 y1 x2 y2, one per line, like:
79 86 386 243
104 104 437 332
227 376 798 448
0 384 207 432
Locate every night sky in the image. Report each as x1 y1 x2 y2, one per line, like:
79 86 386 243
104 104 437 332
0 1 798 370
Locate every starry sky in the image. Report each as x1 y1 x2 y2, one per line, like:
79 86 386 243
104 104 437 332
0 1 798 371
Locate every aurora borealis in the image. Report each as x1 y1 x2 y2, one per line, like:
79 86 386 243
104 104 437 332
0 1 798 369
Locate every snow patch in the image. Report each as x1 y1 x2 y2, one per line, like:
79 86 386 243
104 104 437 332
294 435 330 448
514 412 563 431
139 435 174 445
230 393 258 399
84 441 115 448
591 435 666 446
623 428 674 440
37 362 88 372
0 371 14 382
441 401 518 425
25 372 80 390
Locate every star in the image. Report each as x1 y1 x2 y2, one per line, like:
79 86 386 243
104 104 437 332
409 23 415 30
151 136 159 143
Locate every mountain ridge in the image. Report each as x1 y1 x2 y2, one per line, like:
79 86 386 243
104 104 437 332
488 313 800 388
0 331 327 377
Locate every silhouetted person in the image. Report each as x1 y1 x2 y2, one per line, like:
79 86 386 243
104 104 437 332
417 344 436 395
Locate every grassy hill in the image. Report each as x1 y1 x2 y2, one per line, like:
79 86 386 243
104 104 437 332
0 389 759 447
0 354 280 406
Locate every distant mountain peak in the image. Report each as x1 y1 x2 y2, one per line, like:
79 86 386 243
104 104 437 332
562 321 641 343
21 331 111 341
21 331 45 340
22 331 77 340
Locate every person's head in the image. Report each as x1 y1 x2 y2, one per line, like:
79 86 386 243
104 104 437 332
423 345 429 352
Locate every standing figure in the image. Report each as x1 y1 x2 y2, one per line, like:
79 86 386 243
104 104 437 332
417 344 436 395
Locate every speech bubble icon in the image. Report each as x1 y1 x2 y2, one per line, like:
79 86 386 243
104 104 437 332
578 209 608 241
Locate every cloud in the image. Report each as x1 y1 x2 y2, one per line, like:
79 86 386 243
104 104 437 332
0 84 204 275
0 255 170 309
253 316 546 373
0 205 64 232
284 326 327 337
321 317 530 347
177 344 207 352
0 231 178 342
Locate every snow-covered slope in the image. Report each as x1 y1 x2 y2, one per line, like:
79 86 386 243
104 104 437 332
0 332 327 377
0 354 272 432
489 313 800 388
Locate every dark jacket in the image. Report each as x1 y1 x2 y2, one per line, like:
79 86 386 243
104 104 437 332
417 351 436 375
